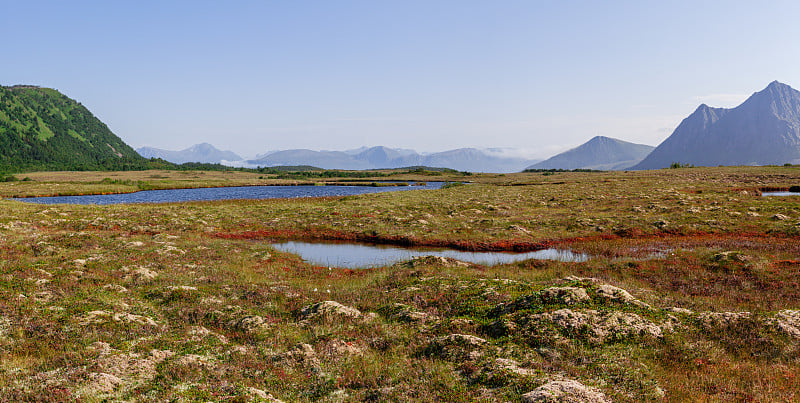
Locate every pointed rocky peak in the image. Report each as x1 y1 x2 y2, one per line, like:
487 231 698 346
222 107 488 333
588 136 628 146
739 80 800 119
767 80 790 91
527 136 654 171
632 81 800 169
744 80 799 102
685 103 728 125
692 103 729 115
582 136 615 148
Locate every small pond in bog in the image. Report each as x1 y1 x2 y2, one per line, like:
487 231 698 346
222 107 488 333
762 191 800 197
271 240 587 269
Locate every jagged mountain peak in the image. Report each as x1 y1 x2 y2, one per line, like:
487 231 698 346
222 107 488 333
748 80 798 100
738 80 800 119
766 80 791 90
587 136 622 144
688 103 729 122
693 103 729 114
632 81 800 169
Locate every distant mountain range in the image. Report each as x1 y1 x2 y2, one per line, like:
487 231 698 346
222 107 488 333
137 143 241 164
633 81 800 169
13 81 799 174
0 85 146 171
245 146 541 173
526 136 654 170
131 82 800 172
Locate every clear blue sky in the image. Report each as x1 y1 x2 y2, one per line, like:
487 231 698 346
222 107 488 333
3 1 800 159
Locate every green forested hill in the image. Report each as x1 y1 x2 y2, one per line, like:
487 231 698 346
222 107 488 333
0 85 149 171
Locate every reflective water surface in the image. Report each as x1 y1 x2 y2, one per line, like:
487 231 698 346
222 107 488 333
762 191 800 197
14 182 443 205
271 240 588 268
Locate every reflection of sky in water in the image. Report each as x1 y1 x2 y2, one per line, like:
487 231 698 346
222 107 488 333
271 241 587 269
13 182 444 205
762 191 800 197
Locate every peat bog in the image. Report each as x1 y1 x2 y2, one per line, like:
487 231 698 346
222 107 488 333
1 166 800 401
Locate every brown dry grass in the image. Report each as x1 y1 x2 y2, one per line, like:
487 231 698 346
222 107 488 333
0 166 799 401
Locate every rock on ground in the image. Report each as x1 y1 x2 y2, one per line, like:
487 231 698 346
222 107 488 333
176 354 215 370
595 284 650 308
94 348 175 381
542 287 590 305
712 251 751 263
102 284 128 293
698 311 751 330
402 255 471 268
381 303 433 323
228 315 269 333
245 387 284 402
667 307 694 315
522 380 611 403
535 309 592 330
123 266 158 283
424 333 489 361
531 308 664 344
83 372 124 394
493 358 537 377
80 310 158 327
595 311 663 341
299 301 362 321
323 339 367 357
772 310 800 339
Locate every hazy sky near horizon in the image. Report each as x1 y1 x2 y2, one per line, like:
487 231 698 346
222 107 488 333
3 1 800 159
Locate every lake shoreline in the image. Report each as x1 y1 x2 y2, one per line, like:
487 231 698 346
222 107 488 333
10 181 443 204
8 180 429 199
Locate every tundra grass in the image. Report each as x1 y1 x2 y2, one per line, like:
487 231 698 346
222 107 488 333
0 166 799 401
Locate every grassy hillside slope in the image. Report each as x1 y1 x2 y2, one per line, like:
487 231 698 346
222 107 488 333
0 85 147 171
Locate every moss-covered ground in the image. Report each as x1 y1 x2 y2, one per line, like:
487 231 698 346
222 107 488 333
1 166 799 401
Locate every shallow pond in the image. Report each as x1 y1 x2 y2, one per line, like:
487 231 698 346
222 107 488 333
13 182 443 205
271 241 588 268
762 191 800 197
